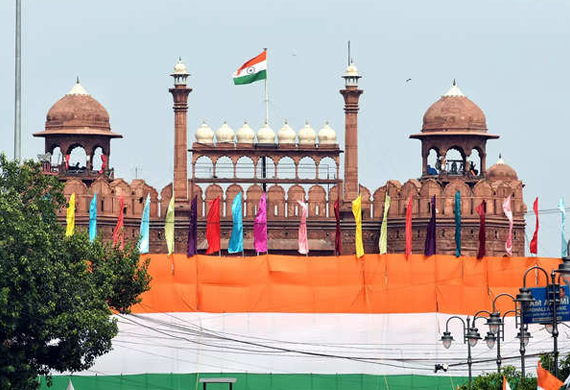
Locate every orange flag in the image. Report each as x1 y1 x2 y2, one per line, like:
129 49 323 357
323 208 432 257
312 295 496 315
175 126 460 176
112 195 125 250
502 375 512 390
537 361 563 390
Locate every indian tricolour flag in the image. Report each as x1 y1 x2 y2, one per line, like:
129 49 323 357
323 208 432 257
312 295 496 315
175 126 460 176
233 50 267 85
41 254 570 390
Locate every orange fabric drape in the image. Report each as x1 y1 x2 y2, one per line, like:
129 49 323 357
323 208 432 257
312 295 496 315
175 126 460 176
132 254 562 315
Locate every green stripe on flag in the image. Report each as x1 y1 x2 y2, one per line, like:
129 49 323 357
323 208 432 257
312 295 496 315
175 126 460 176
233 70 267 85
41 373 468 390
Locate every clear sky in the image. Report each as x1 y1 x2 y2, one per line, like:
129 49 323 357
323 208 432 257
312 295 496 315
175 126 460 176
1 0 569 257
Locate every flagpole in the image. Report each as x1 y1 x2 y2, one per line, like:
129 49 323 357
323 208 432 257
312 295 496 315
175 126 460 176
264 48 268 123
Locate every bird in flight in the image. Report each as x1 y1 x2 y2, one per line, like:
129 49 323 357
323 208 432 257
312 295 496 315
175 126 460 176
406 78 412 82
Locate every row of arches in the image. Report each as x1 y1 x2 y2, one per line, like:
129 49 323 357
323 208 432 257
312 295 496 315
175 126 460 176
62 178 159 218
371 178 524 219
193 155 338 180
161 183 340 219
50 145 106 172
426 147 482 176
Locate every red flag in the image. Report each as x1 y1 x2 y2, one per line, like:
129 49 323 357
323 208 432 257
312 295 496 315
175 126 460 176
334 199 341 256
112 195 125 250
206 196 221 254
405 195 413 258
476 200 486 259
530 197 539 254
65 154 70 170
99 154 107 174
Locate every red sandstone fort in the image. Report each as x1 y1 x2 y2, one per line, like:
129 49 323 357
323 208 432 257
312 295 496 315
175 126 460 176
34 60 525 256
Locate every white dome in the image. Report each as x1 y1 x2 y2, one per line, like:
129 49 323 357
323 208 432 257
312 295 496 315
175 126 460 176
257 122 275 144
298 121 316 145
216 122 235 143
277 121 296 144
318 122 336 145
172 58 188 75
345 62 359 77
236 121 255 143
196 120 214 143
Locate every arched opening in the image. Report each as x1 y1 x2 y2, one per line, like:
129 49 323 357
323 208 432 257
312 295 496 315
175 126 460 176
236 156 255 179
298 157 316 179
68 145 87 172
255 156 275 179
426 148 439 175
195 156 214 179
318 157 337 179
277 156 296 179
216 156 234 179
92 147 104 172
51 146 62 167
467 149 481 178
444 148 464 176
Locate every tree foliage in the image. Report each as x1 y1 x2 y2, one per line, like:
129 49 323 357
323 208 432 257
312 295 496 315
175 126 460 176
456 365 536 390
0 155 151 389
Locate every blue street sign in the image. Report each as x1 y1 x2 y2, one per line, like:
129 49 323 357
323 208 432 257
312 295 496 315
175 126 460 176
522 286 570 324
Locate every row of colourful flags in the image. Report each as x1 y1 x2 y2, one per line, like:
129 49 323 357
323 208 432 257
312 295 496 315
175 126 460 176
351 192 544 259
64 191 557 257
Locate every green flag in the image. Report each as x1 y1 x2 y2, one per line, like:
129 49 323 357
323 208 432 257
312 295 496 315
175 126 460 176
379 194 391 254
165 195 175 255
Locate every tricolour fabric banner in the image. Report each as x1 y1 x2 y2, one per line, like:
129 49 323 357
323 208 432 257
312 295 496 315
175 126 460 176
43 254 568 390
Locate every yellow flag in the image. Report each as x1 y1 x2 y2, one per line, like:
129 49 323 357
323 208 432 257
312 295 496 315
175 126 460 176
379 194 391 254
352 195 364 258
165 196 175 255
65 193 76 237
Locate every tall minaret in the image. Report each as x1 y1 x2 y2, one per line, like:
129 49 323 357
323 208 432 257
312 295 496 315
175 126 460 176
169 58 192 207
340 62 363 205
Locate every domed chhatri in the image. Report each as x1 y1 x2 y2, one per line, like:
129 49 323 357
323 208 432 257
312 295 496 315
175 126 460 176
257 122 276 144
298 121 317 145
277 121 296 144
236 121 255 144
410 81 499 178
487 155 518 181
422 81 487 133
318 122 336 145
172 57 188 75
216 122 235 143
43 79 117 134
196 120 214 143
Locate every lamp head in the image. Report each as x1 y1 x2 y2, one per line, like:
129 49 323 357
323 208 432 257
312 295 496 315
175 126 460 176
516 287 535 311
484 331 496 349
486 312 502 335
441 331 454 349
466 327 481 347
556 255 570 285
516 329 532 347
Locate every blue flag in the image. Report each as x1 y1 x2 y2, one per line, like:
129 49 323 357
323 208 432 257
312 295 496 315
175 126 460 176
560 198 567 257
228 192 243 253
139 195 151 254
89 193 97 242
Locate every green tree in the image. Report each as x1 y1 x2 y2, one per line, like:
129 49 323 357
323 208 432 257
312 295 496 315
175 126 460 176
457 365 536 390
0 155 151 389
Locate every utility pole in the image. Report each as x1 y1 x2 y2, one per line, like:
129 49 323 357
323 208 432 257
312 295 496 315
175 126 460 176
14 0 22 161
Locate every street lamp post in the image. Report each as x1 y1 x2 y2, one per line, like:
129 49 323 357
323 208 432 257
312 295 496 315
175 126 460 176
440 316 481 389
516 255 570 380
485 293 518 374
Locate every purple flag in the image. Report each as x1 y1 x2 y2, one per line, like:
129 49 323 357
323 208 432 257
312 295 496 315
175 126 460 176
424 195 436 256
187 196 198 257
254 193 268 253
